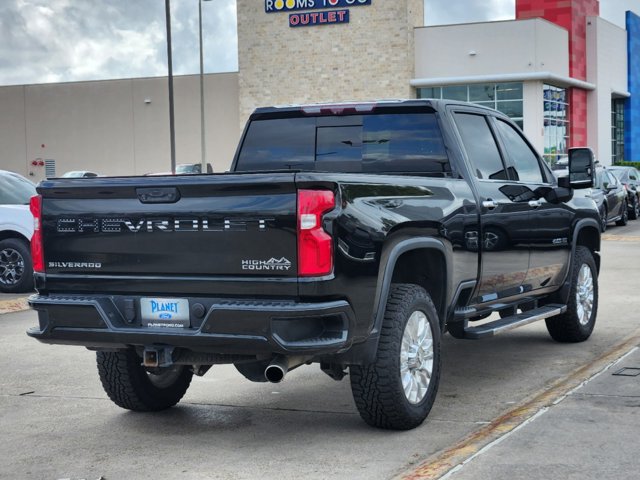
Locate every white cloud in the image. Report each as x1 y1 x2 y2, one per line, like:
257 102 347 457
0 0 238 86
599 0 639 28
425 0 514 26
0 0 637 86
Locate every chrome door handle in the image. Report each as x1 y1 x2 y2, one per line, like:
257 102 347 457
529 199 543 208
483 200 499 209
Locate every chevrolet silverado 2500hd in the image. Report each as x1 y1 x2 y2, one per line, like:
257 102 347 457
28 100 600 430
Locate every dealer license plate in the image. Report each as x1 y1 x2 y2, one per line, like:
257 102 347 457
140 298 190 328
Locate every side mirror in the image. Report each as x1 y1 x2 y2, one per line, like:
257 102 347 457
568 147 595 189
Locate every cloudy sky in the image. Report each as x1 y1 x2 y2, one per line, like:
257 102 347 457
0 0 636 86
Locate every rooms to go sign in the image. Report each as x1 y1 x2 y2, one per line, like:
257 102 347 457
265 0 371 13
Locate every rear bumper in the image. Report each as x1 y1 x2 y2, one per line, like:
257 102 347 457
27 294 355 356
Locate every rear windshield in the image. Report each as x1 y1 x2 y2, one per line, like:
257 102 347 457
236 113 450 175
0 172 36 205
610 169 628 182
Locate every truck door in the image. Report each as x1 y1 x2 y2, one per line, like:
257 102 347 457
452 111 530 301
492 117 572 290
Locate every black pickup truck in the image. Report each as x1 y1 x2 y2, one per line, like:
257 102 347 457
28 100 601 430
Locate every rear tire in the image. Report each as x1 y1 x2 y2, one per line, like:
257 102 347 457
616 201 629 226
545 246 597 343
0 238 33 293
629 197 639 220
97 349 193 411
350 284 441 430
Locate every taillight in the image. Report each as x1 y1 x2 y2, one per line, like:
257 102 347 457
29 195 44 273
297 190 335 277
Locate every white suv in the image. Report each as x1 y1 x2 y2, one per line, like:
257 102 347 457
0 170 36 293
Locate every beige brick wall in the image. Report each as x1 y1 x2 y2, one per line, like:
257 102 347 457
0 73 241 179
237 0 423 125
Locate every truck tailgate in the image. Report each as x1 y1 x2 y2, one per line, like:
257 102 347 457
39 173 298 281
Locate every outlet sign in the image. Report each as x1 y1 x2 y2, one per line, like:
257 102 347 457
289 9 349 27
265 0 371 13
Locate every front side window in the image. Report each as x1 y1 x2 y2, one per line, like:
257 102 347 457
595 170 607 189
0 173 36 205
454 113 507 180
495 119 544 183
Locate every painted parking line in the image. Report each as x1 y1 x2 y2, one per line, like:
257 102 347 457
602 235 640 242
0 298 30 315
397 328 640 480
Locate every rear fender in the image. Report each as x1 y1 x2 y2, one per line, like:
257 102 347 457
344 237 451 365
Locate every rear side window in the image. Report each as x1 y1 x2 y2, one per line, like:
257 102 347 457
0 173 36 205
236 113 450 175
454 113 507 180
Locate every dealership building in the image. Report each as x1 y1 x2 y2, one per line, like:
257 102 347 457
0 0 638 180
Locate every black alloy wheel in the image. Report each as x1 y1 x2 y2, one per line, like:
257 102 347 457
0 238 34 293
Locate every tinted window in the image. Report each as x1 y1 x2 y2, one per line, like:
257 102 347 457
495 119 544 183
316 125 362 172
610 169 627 182
237 117 316 171
454 113 507 180
361 114 449 174
0 172 36 205
236 113 450 174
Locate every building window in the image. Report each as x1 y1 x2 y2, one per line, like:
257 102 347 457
543 85 570 166
612 99 625 164
417 83 524 129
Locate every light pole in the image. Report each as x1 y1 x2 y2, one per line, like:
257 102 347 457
165 0 176 173
199 0 212 173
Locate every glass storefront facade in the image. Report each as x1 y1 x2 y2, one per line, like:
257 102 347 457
417 83 524 129
543 84 570 165
612 99 625 163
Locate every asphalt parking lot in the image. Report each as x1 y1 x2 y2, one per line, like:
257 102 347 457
1 222 639 480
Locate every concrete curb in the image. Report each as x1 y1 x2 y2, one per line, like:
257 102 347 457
396 327 640 480
0 298 30 315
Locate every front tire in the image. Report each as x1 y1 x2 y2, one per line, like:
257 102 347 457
350 284 441 430
545 246 598 342
97 349 193 411
600 205 608 232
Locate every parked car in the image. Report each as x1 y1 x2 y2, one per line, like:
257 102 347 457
595 166 627 231
144 164 214 176
175 163 213 174
554 166 627 232
609 166 640 220
0 170 36 293
62 170 99 178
